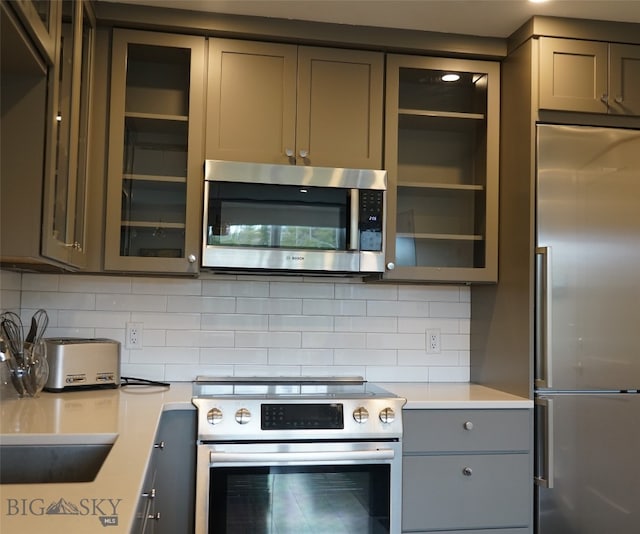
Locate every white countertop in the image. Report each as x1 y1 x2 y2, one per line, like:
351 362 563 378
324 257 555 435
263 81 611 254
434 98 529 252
0 382 531 533
380 382 533 409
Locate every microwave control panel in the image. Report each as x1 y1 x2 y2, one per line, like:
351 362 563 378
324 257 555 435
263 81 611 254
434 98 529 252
359 190 384 251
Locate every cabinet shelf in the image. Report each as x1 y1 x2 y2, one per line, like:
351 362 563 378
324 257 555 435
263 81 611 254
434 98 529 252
121 221 185 229
399 108 485 120
398 181 484 191
398 232 484 241
123 173 186 183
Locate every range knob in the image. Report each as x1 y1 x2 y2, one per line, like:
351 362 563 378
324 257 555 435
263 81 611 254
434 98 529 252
235 407 251 425
379 407 396 424
207 407 223 425
353 406 369 424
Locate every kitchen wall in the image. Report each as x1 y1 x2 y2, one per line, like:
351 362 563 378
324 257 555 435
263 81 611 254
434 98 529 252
0 270 470 382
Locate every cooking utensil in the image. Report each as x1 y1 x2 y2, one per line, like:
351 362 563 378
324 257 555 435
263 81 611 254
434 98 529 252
0 312 24 366
25 309 48 344
0 338 26 396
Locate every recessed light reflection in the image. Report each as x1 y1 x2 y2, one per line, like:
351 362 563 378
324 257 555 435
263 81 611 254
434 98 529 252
299 188 308 193
441 73 460 82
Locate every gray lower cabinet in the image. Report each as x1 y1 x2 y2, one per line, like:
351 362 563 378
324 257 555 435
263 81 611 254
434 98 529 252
402 409 532 533
133 409 196 534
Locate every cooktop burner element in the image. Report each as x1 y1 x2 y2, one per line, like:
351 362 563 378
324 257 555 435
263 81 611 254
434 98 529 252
192 376 406 442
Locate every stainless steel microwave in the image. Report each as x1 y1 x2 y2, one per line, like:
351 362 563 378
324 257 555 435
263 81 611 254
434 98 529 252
202 160 386 274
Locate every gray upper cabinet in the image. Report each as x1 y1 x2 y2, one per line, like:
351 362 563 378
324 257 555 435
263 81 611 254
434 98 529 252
41 0 95 269
206 38 384 169
539 37 640 116
383 54 500 283
7 0 58 65
1 0 95 270
104 29 205 274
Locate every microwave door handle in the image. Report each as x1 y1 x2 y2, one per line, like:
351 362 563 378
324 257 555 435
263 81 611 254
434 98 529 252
349 189 359 251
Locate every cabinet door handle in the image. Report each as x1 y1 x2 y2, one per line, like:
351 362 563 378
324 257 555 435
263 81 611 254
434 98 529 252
141 488 156 499
535 246 553 388
154 441 165 450
462 467 473 476
147 512 160 521
285 148 295 164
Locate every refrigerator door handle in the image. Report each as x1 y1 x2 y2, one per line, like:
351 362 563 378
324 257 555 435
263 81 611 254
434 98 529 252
535 397 554 488
535 246 553 388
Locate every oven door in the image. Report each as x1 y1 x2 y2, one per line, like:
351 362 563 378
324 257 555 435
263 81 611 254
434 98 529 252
195 440 402 534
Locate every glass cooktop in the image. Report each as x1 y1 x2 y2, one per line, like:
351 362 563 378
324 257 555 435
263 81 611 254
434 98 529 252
192 376 396 399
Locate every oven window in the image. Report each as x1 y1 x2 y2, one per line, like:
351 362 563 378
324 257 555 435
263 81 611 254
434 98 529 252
209 465 390 534
207 183 348 250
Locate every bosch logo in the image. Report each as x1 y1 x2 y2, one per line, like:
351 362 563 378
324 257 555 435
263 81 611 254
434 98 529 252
287 255 305 261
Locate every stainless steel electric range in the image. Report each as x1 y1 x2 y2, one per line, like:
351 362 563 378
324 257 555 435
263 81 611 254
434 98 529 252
192 376 406 534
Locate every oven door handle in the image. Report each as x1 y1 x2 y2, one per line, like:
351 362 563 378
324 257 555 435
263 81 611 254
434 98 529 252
209 448 395 465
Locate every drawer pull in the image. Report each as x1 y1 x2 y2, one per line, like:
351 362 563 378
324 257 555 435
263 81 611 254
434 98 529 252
141 488 156 499
463 421 474 430
462 467 473 476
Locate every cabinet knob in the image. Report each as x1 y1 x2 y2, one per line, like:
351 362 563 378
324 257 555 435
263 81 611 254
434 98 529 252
187 254 197 263
141 488 156 499
147 512 161 521
285 148 295 164
386 262 395 271
154 441 165 450
463 421 474 430
462 467 473 476
600 93 609 104
299 149 309 159
614 96 624 104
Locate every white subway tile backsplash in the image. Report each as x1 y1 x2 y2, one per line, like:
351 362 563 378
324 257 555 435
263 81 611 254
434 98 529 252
334 349 396 366
168 295 235 313
268 315 333 332
58 310 130 329
130 312 200 330
302 299 366 316
132 278 201 295
22 291 96 310
96 293 166 312
303 332 365 349
9 272 472 382
200 348 267 365
201 313 268 331
236 331 301 348
59 275 131 294
430 301 471 318
237 298 302 315
268 348 334 366
270 281 334 299
202 279 269 297
335 316 396 333
367 332 425 350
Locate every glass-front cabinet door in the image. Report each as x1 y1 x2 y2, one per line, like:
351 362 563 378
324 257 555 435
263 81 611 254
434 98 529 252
383 55 499 282
105 29 205 273
41 0 94 268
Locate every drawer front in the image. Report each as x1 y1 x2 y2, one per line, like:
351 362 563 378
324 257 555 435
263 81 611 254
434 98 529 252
403 409 531 453
402 453 530 531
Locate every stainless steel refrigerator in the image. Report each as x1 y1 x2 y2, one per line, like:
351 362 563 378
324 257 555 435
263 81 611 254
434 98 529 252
534 124 640 533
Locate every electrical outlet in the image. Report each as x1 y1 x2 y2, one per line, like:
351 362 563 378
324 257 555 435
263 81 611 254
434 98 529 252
126 322 143 350
426 329 441 354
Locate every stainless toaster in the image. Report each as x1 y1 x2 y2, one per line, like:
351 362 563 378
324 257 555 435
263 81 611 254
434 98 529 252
44 338 121 391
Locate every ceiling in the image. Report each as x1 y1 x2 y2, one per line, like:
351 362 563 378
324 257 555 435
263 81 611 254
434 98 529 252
104 0 640 38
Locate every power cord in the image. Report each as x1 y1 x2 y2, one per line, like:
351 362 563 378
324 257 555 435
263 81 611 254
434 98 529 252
121 376 170 388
